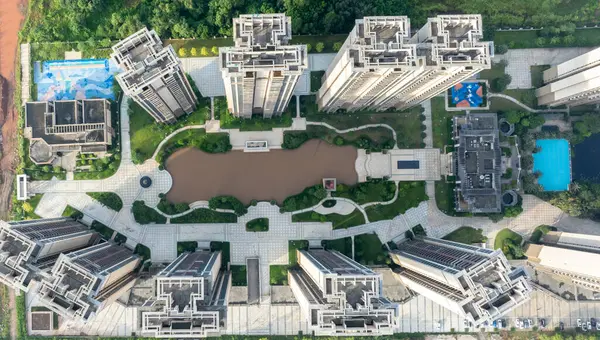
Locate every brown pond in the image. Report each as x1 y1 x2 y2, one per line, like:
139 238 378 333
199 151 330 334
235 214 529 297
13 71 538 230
165 139 358 204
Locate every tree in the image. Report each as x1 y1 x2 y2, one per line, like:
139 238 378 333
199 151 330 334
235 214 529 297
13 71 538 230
306 43 312 52
491 74 512 92
315 42 325 53
190 47 198 56
333 42 342 52
211 46 218 55
200 47 209 56
495 44 508 54
22 202 34 214
505 110 524 124
178 47 187 57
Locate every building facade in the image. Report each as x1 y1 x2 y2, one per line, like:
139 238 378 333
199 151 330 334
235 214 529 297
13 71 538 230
536 47 600 107
37 242 140 321
390 237 532 327
24 99 113 164
289 249 398 336
0 218 97 291
453 113 502 213
219 14 308 118
140 251 230 338
111 27 198 123
317 15 491 112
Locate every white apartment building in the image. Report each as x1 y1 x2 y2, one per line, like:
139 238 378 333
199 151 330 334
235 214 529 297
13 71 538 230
317 15 491 112
536 47 600 107
37 242 140 321
219 14 308 118
0 218 97 292
111 27 198 123
140 251 230 338
289 249 398 336
390 237 532 327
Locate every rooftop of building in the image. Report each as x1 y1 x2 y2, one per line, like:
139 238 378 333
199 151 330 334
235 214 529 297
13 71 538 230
158 251 219 278
525 243 600 279
66 243 137 276
233 13 291 47
453 113 502 213
542 231 600 252
300 249 377 277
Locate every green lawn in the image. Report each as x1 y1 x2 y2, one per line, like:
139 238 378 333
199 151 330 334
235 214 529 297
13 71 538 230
219 109 293 131
269 265 289 285
306 105 424 149
283 125 395 152
87 192 123 211
129 99 210 164
246 218 269 232
131 201 167 224
311 71 325 92
231 265 247 286
155 129 231 166
531 65 551 88
431 97 463 150
210 241 231 267
62 206 83 219
435 177 456 215
443 226 487 244
90 221 115 240
134 244 152 262
333 180 396 205
171 208 237 224
289 34 347 53
494 28 600 49
291 209 366 229
494 228 523 250
365 182 428 222
322 237 353 258
288 240 309 265
354 233 389 266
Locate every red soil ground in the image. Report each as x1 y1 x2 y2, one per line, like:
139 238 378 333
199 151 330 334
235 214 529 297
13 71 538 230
0 0 26 220
165 139 358 205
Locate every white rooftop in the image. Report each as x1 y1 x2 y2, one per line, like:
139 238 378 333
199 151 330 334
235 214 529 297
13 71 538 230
529 244 600 279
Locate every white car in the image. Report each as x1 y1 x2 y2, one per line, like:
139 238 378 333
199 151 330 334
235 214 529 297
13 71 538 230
588 321 592 329
515 318 521 328
596 322 600 331
578 318 583 327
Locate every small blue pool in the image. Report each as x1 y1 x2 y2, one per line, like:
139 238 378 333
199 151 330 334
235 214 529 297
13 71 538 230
533 139 571 191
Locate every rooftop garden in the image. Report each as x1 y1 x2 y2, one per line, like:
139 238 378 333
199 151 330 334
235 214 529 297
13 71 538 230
246 218 269 232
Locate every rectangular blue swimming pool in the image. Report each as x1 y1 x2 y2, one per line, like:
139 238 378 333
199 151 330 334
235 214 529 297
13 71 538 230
533 139 571 191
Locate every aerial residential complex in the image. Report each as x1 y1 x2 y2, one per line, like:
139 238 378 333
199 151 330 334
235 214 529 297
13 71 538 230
536 46 600 107
453 113 502 213
390 237 532 327
318 15 491 112
140 251 230 338
289 249 398 336
24 99 113 164
0 218 97 291
37 242 140 321
111 27 198 123
219 14 308 118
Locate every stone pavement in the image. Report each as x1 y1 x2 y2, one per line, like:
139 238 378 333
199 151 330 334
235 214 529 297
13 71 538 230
493 47 595 89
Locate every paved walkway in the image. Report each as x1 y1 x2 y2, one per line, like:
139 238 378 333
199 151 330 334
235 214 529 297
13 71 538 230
489 93 568 113
307 121 399 149
493 47 595 89
421 100 433 148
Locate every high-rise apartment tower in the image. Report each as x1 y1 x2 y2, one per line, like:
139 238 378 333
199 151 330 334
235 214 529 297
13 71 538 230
219 14 308 118
111 27 198 123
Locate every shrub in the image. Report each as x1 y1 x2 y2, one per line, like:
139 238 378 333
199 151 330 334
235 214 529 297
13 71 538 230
200 46 209 56
190 47 198 56
315 42 325 53
87 192 123 211
211 46 218 55
281 184 327 212
178 47 187 57
132 201 167 224
495 44 508 54
157 197 190 215
208 196 247 216
306 43 312 52
492 74 512 92
333 42 342 51
246 218 269 232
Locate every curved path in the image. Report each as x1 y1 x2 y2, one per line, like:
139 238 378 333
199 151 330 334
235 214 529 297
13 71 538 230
151 124 207 160
489 93 568 113
306 122 399 149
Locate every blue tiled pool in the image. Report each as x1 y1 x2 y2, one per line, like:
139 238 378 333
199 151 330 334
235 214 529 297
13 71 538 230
533 139 571 191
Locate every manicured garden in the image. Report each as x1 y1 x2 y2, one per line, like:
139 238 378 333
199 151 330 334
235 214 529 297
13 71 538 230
171 208 237 224
365 182 428 222
442 226 487 244
87 192 123 211
177 241 198 255
354 233 390 266
431 97 462 150
280 184 327 212
322 237 353 258
434 177 457 215
246 218 269 232
291 209 366 229
219 106 293 131
156 129 231 167
62 205 83 219
494 228 525 259
269 265 289 285
134 243 152 262
132 201 167 224
156 196 190 215
12 194 43 221
529 225 558 244
208 196 248 216
288 240 309 265
231 265 247 286
333 180 396 205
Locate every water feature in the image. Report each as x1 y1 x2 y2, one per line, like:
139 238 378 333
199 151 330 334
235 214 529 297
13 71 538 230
533 139 571 191
572 133 600 182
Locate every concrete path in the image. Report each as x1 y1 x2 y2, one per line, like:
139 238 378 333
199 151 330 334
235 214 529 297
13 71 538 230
421 100 433 148
307 121 399 149
489 93 568 113
493 47 596 89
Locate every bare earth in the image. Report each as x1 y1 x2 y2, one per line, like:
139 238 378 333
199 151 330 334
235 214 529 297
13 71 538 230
166 139 358 204
0 0 26 220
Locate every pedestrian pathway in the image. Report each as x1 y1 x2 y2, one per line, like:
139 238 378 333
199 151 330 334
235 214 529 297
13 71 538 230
421 100 433 148
489 93 567 113
307 121 398 149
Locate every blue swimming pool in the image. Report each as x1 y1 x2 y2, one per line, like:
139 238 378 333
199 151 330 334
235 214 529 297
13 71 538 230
533 139 571 191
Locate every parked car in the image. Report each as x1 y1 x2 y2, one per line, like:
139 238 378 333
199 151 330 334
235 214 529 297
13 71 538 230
588 321 592 330
583 323 588 332
540 318 546 328
591 318 597 328
526 319 533 328
516 318 522 328
492 320 498 328
578 318 583 327
596 322 600 331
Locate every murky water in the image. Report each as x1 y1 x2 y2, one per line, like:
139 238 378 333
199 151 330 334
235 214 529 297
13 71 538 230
573 133 600 182
165 139 358 204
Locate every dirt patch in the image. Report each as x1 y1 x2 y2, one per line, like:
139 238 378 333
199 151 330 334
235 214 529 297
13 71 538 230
0 0 27 219
166 139 358 204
